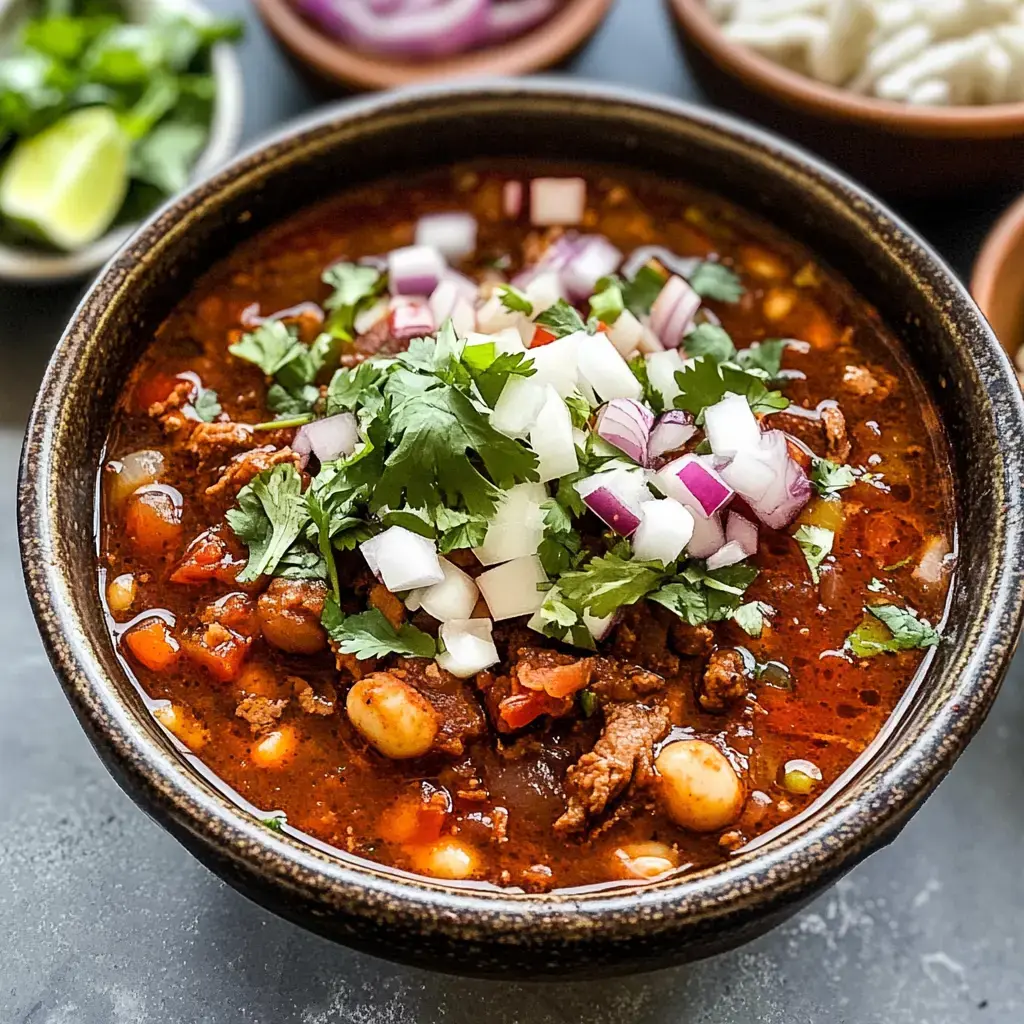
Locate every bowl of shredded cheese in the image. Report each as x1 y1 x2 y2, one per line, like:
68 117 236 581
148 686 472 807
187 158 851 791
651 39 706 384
668 0 1024 195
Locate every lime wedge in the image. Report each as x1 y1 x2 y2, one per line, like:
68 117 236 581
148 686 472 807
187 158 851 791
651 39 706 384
0 107 131 252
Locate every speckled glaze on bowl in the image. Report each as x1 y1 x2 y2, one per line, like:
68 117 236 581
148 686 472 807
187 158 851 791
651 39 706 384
18 80 1024 978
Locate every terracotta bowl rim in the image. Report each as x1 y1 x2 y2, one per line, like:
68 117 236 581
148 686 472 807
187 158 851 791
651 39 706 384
252 0 615 91
668 0 1024 137
971 192 1024 350
18 78 1024 957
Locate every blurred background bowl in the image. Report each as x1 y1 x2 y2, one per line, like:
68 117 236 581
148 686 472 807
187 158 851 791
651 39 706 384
0 0 244 285
666 0 1024 198
253 0 614 92
972 193 1024 371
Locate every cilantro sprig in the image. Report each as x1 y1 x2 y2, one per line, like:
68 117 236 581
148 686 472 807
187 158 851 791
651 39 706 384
322 262 385 340
810 457 856 497
322 600 437 660
673 354 789 419
688 261 744 302
846 604 941 658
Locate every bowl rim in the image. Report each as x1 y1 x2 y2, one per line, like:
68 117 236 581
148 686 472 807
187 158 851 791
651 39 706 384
19 77 1024 955
252 0 614 91
971 191 1024 354
0 0 245 285
668 0 1024 136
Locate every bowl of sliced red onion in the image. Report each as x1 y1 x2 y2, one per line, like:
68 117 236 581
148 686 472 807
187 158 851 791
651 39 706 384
254 0 614 91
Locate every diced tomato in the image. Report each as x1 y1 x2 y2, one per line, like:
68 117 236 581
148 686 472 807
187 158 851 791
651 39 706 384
529 327 558 348
170 529 244 585
123 618 180 672
516 659 593 699
498 691 571 731
379 789 449 846
180 624 252 683
859 510 923 567
134 372 179 413
593 320 609 334
125 488 183 560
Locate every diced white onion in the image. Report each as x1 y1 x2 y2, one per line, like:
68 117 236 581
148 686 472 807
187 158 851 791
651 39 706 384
578 331 644 402
607 309 645 357
389 297 434 340
476 555 548 620
354 298 388 335
645 349 685 406
706 540 748 570
473 482 548 566
704 393 762 458
359 527 445 592
436 618 500 678
293 413 358 465
631 498 695 564
490 376 547 438
528 331 582 397
107 449 165 505
530 386 579 483
530 177 587 227
524 271 564 315
414 212 478 261
476 292 522 334
409 557 480 622
686 510 726 558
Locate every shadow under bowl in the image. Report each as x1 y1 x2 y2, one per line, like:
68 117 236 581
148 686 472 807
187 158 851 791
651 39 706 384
18 79 1024 978
666 0 1024 198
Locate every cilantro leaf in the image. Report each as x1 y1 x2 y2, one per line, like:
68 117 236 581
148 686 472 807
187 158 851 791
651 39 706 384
191 387 221 422
810 457 856 497
375 379 538 518
688 261 744 302
537 498 584 576
846 603 941 658
325 362 384 416
589 277 624 324
226 464 310 583
433 506 489 552
564 390 591 430
622 264 668 317
683 323 735 363
496 284 533 316
267 382 319 417
673 355 789 418
537 585 596 651
229 320 304 377
462 347 536 408
794 525 834 584
323 606 437 660
556 552 669 619
733 600 774 638
736 339 786 379
322 262 385 339
534 299 586 338
651 561 759 625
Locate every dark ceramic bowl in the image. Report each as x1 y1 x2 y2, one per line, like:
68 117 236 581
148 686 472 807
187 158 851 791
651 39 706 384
19 80 1024 978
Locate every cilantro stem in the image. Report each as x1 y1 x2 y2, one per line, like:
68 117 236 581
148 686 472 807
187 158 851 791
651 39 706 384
253 414 314 430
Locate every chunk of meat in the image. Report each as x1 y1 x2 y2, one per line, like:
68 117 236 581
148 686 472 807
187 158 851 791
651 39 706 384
554 702 672 835
609 605 681 677
670 621 714 658
258 579 328 654
700 649 749 713
292 676 336 716
235 694 288 735
333 645 376 681
200 592 260 638
821 405 851 463
369 584 406 630
514 647 593 698
205 445 299 499
843 364 894 401
148 380 194 435
187 422 254 459
587 659 665 702
395 660 487 757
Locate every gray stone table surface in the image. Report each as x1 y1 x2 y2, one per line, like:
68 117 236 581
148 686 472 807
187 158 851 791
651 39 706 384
2 0 1023 1020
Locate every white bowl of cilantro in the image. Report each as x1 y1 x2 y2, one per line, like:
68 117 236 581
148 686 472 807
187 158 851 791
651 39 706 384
0 0 244 283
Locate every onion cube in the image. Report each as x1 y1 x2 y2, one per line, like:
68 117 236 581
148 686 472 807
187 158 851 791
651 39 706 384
411 558 480 622
529 331 583 397
607 309 645 357
706 540 748 571
414 212 477 261
359 527 444 592
645 349 685 406
388 245 446 297
654 455 734 517
473 483 548 566
490 376 547 438
524 271 564 315
476 556 548 621
530 387 579 483
720 450 777 503
704 393 761 458
686 510 726 558
476 292 522 334
631 498 695 564
726 512 759 557
436 618 500 678
530 177 587 226
578 331 643 401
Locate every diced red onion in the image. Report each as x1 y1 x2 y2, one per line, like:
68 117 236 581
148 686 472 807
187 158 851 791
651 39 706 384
293 413 358 467
638 325 665 353
415 212 477 262
582 486 642 537
388 244 446 297
530 177 586 228
512 233 581 290
704 393 762 458
487 0 558 41
296 0 491 57
655 454 734 517
720 449 776 503
649 275 701 349
740 430 812 530
389 297 435 340
648 410 696 460
503 180 523 218
706 540 748 571
621 245 700 282
725 512 759 557
596 399 654 466
686 510 726 559
576 470 649 537
561 235 623 301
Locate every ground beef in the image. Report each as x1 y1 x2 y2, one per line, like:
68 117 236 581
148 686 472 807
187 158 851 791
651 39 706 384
186 421 254 459
396 660 487 757
670 621 714 658
369 584 406 629
700 648 749 713
206 445 299 499
292 676 336 716
842 363 894 401
587 659 665 702
821 404 851 463
148 380 194 436
235 694 287 735
333 646 375 681
609 605 681 677
554 701 671 835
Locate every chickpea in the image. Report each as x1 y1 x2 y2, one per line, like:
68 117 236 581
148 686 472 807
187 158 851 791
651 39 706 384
655 740 745 833
106 573 137 614
346 674 439 760
414 837 478 880
153 702 209 752
613 841 680 880
781 759 822 795
251 725 299 768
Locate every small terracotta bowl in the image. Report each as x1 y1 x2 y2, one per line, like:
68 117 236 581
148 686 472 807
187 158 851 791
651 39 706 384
667 0 1024 197
253 0 614 92
18 80 1024 978
971 195 1024 372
